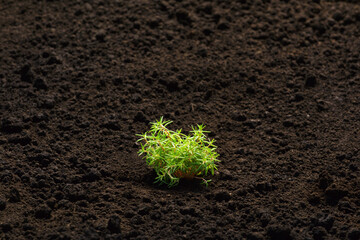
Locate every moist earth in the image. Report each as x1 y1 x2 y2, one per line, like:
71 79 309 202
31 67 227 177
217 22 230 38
0 0 359 239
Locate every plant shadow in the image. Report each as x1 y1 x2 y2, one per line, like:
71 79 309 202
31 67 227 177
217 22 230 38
141 170 209 193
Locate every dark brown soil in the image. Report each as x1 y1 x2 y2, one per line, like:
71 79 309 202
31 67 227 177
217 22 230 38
1 0 359 239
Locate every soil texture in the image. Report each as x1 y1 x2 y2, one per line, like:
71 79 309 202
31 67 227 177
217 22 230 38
0 0 360 239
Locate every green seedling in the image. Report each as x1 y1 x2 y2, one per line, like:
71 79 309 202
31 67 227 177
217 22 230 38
137 117 220 187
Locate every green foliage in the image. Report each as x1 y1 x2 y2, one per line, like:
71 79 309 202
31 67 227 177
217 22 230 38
137 117 220 187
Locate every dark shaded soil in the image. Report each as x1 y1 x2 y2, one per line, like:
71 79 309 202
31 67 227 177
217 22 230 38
0 0 359 239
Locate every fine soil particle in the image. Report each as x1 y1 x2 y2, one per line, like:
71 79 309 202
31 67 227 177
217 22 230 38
0 0 359 239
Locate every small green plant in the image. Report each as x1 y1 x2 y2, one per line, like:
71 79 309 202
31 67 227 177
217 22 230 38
137 117 220 187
